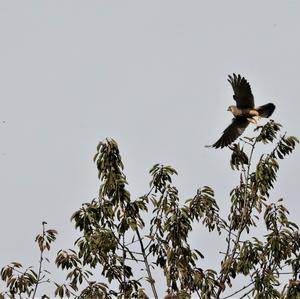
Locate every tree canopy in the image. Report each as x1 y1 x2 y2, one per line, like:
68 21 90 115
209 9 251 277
1 120 299 299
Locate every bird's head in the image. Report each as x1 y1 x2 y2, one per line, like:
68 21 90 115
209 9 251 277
227 105 235 112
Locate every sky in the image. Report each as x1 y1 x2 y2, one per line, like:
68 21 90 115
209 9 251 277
1 1 300 297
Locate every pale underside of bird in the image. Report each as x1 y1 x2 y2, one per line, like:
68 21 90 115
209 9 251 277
209 74 276 149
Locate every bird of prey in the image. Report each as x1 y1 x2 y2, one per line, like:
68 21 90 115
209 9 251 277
209 74 275 149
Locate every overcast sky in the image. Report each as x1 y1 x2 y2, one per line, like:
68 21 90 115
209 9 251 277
1 1 300 297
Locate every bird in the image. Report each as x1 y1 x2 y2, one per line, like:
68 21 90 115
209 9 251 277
209 74 275 149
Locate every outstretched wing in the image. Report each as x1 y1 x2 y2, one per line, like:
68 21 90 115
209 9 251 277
211 117 250 148
228 74 254 109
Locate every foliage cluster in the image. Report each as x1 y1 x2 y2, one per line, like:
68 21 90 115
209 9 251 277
1 121 299 299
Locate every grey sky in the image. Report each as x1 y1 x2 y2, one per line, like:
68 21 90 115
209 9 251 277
1 1 299 297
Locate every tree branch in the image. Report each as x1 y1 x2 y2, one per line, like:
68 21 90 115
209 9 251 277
221 281 254 299
216 140 257 298
136 227 158 299
32 222 46 299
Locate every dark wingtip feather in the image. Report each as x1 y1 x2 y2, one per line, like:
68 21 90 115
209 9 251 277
227 74 233 84
211 138 228 149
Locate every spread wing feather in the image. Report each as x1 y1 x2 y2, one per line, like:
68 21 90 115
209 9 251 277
228 74 254 109
212 117 250 149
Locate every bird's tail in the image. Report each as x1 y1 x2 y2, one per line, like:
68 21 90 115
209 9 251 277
256 103 276 118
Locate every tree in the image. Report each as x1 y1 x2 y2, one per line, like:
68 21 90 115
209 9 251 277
1 120 299 298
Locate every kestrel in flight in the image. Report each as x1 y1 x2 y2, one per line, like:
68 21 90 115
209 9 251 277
210 74 275 149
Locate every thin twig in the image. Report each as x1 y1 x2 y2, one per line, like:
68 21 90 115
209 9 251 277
239 286 254 298
125 238 144 247
32 222 46 299
195 289 201 298
119 256 145 263
221 281 254 299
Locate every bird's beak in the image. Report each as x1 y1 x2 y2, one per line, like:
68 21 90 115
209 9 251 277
227 107 230 111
